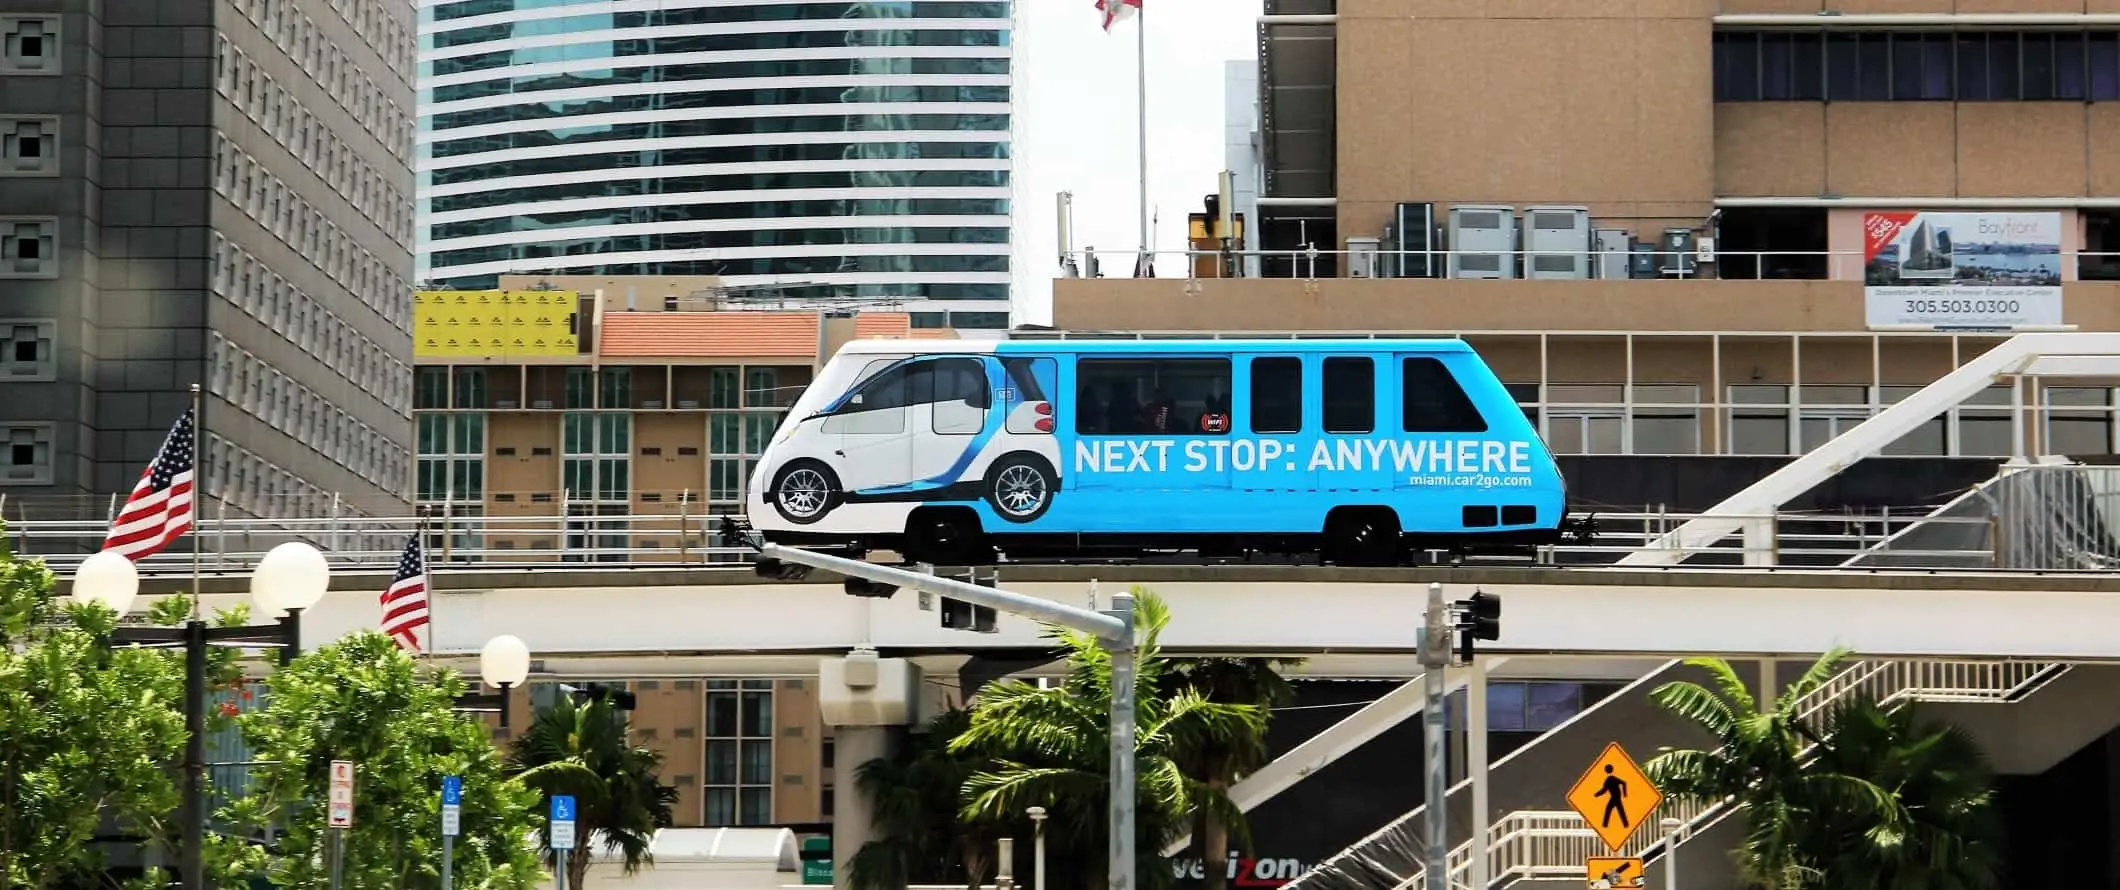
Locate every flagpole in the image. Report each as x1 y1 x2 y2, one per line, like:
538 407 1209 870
190 382 203 621
420 515 435 666
1134 0 1150 276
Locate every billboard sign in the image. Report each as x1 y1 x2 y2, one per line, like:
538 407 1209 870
1861 211 2064 329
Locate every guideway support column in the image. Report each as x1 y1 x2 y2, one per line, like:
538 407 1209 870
819 648 923 890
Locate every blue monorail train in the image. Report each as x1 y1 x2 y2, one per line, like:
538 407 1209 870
743 337 1577 566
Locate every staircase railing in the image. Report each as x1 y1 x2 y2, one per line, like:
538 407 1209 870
1374 658 2067 890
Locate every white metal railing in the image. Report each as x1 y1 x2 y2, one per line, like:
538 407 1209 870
0 505 2078 575
1053 245 2120 286
1382 658 2067 890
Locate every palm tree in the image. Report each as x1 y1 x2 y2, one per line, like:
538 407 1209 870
846 707 1001 890
1801 698 2004 890
1641 648 1902 890
1160 657 1302 890
950 588 1269 890
509 692 680 888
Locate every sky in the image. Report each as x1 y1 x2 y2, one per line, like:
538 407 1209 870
1007 0 1267 326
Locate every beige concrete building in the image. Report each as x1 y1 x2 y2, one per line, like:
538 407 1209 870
1054 1 2120 462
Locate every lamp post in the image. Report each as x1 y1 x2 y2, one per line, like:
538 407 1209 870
454 634 530 727
1026 806 1047 890
71 541 329 890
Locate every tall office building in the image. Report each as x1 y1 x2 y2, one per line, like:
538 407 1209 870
416 0 1016 331
0 0 416 521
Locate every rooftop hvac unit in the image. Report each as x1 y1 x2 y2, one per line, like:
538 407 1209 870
1522 205 1591 279
1448 205 1517 279
1660 228 1699 278
1594 229 1630 280
1390 202 1439 278
1346 236 1381 278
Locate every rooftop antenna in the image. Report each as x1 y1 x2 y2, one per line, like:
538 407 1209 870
1057 191 1080 278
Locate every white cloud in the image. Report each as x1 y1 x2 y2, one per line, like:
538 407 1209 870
1009 0 1265 326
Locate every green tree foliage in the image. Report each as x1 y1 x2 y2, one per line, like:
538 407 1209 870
220 631 543 889
1644 648 2002 890
845 707 1000 890
509 692 678 888
1800 698 2004 890
1159 657 1301 890
0 536 253 889
951 588 1269 890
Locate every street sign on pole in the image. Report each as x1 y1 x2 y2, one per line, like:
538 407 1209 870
1565 742 1662 852
550 795 577 851
440 775 462 837
327 760 356 829
1585 857 1645 889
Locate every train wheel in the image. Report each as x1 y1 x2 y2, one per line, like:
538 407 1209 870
905 508 990 566
1328 508 1403 567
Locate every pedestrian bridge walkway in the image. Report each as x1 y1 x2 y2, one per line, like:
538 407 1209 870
105 563 2120 671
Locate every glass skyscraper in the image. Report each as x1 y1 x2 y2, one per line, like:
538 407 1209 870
416 0 1014 329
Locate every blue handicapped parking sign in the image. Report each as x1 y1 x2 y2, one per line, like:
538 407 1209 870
551 795 576 822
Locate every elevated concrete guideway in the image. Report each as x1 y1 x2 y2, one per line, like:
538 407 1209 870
91 564 2120 666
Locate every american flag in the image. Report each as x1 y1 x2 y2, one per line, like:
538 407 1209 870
1096 0 1139 30
381 533 431 652
102 408 197 560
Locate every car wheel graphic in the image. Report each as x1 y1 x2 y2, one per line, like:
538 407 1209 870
770 459 841 526
984 453 1057 523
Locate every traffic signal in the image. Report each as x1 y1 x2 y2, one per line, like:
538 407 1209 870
754 556 811 582
843 577 898 598
1454 591 1501 663
941 574 999 633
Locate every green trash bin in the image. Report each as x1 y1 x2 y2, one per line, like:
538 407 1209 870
801 836 833 885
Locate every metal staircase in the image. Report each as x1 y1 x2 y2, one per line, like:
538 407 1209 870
1425 659 2066 890
1293 659 2067 890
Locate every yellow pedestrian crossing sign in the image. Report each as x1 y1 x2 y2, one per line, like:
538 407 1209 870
1565 742 1662 851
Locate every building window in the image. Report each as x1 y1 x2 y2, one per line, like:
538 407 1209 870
416 412 484 503
1631 385 1700 455
1716 29 2120 102
1879 386 1947 456
2043 386 2113 456
0 117 56 177
0 319 54 381
707 367 793 517
0 16 59 75
0 217 56 278
2 424 53 484
705 679 775 827
1545 385 1624 456
1446 682 1586 733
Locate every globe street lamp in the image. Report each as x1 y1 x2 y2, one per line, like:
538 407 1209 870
455 634 531 727
71 542 328 890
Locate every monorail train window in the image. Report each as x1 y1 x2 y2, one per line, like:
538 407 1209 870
1076 357 1232 435
1402 357 1488 433
843 357 982 412
1321 357 1375 434
1001 358 1049 402
1249 357 1302 434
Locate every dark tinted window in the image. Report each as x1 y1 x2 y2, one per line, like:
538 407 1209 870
1321 357 1374 434
1075 358 1232 435
1402 357 1488 433
1249 357 1302 434
933 358 986 405
846 362 920 412
1716 29 2120 101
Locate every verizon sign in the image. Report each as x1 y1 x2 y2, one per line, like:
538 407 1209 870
327 760 355 828
1170 856 1313 887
